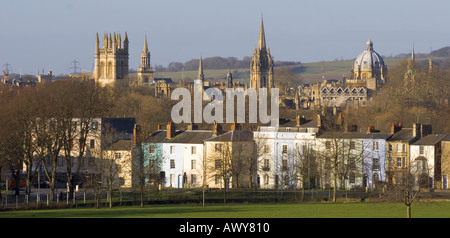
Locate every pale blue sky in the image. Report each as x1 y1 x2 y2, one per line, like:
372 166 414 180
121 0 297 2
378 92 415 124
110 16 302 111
1 0 449 75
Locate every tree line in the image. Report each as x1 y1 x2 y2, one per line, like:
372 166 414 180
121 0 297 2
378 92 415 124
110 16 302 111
154 56 302 72
0 79 173 205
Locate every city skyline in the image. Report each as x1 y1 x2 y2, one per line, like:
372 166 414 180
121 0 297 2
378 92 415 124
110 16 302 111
1 0 450 75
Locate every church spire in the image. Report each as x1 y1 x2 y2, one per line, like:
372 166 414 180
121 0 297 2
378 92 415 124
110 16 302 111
198 56 204 81
143 35 149 53
258 16 266 51
140 35 150 69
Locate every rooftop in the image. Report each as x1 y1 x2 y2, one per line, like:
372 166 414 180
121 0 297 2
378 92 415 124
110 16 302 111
412 134 448 146
205 130 254 142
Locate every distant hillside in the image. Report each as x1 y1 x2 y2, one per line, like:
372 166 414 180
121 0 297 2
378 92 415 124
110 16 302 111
389 46 450 59
154 56 301 72
155 46 450 82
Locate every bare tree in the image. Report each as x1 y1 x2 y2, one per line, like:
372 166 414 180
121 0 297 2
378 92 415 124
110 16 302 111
293 141 318 201
318 134 365 202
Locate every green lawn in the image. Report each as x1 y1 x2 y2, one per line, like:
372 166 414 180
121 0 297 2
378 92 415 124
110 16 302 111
1 202 449 218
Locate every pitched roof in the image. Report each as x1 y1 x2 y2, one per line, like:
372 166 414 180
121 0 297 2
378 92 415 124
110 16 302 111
205 130 254 142
387 128 418 142
412 134 448 146
317 132 392 140
145 130 213 144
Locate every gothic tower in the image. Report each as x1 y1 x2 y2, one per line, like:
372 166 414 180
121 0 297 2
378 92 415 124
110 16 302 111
250 17 274 91
93 32 129 85
137 35 154 85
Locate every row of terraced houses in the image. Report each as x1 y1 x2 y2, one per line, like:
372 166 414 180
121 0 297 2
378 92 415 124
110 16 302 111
37 115 449 192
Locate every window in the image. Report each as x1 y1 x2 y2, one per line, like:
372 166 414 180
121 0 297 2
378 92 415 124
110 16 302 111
282 144 288 154
170 159 175 169
397 144 401 152
325 141 331 150
373 158 380 170
215 143 222 152
402 157 406 168
373 172 379 182
191 160 196 170
417 160 426 171
91 122 98 132
215 174 221 185
263 159 270 171
170 146 175 154
325 157 331 169
191 146 196 155
215 159 222 169
191 174 197 185
396 158 402 167
373 142 379 151
388 157 393 167
149 145 155 154
170 174 175 185
90 139 95 149
348 157 356 169
282 159 288 171
402 144 406 152
419 146 424 155
115 153 121 160
264 144 270 154
350 141 356 150
389 144 393 152
349 172 356 184
264 174 269 185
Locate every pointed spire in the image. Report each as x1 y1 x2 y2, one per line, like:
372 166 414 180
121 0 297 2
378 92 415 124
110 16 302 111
123 31 129 51
258 16 266 50
103 33 107 49
143 35 149 53
95 32 99 53
198 56 204 81
411 45 415 62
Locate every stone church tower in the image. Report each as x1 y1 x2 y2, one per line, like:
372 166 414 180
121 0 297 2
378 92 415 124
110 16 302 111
250 17 274 91
93 32 129 85
137 35 154 85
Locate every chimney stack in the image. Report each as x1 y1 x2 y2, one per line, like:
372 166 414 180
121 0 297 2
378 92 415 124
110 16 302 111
231 122 241 131
166 122 175 139
367 126 380 133
212 122 222 136
133 124 141 147
187 122 198 130
413 123 432 138
391 122 402 134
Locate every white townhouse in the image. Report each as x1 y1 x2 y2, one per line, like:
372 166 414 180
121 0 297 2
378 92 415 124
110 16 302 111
254 116 320 189
146 122 213 188
410 134 448 189
316 129 391 190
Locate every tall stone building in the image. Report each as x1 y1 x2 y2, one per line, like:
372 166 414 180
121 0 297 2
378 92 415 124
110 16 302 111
93 32 129 85
137 35 154 85
250 17 274 91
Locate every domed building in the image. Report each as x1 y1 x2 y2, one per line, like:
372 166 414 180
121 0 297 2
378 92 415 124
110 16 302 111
346 39 387 91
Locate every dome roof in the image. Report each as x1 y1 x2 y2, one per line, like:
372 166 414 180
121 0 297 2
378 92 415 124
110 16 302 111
354 39 385 71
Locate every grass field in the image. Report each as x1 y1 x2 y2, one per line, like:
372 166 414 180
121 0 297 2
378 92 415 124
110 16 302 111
1 201 449 218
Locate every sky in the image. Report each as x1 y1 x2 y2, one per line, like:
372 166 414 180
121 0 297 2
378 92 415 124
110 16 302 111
1 0 450 75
